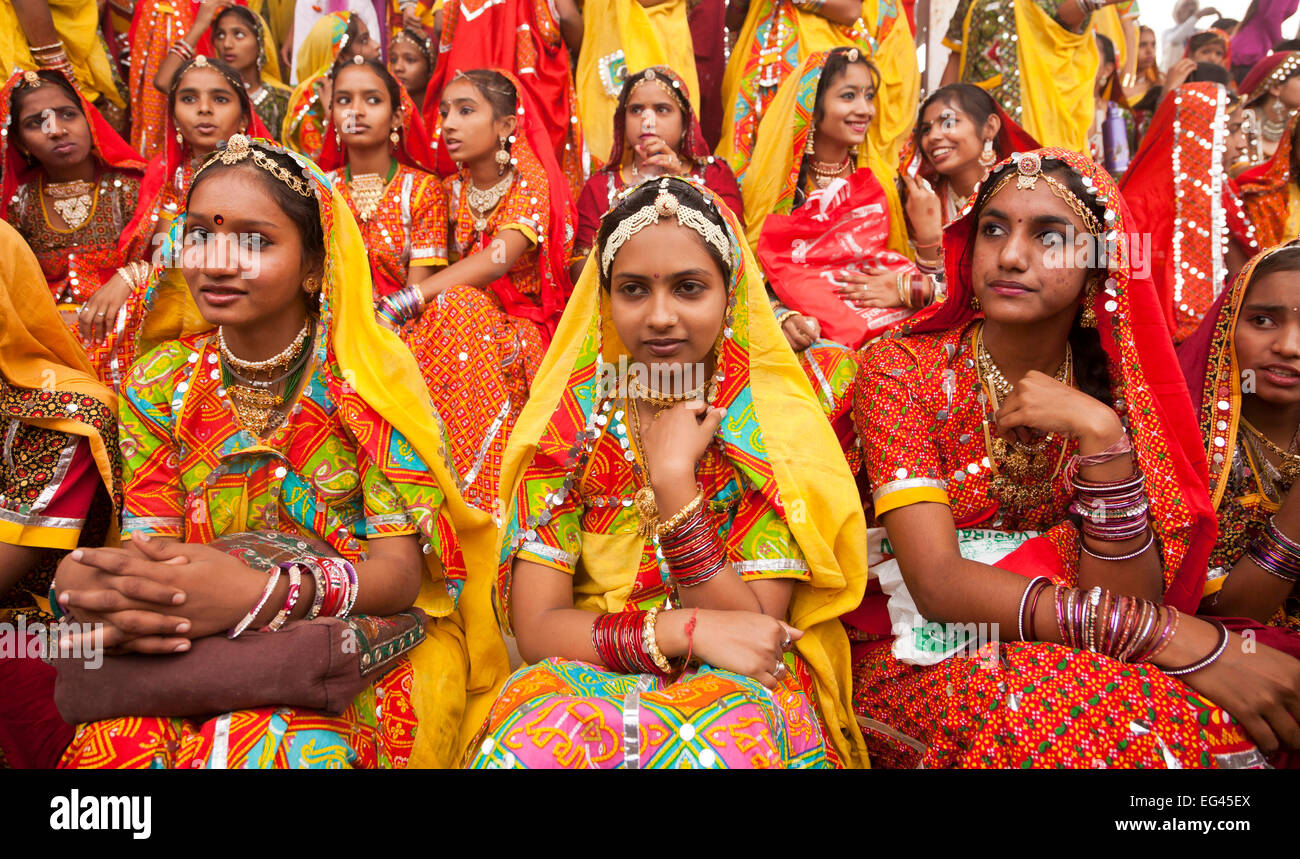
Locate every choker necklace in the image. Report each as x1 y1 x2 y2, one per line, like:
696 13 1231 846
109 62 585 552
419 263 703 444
219 320 311 374
466 170 513 232
627 376 711 415
809 155 852 189
220 323 313 437
44 178 95 230
974 323 1073 513
1263 101 1292 143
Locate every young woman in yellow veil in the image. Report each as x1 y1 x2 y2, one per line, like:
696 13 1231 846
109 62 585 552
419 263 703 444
467 176 868 769
54 136 505 769
720 0 918 180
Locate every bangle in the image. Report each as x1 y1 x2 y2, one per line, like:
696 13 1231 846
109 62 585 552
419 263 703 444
264 562 303 632
912 237 942 250
642 605 672 674
895 271 911 308
910 273 932 308
169 38 195 60
303 561 326 621
1080 531 1154 562
28 40 65 53
48 584 66 621
229 566 283 639
1017 576 1050 641
1160 620 1229 677
1066 432 1133 481
774 309 799 327
657 488 704 537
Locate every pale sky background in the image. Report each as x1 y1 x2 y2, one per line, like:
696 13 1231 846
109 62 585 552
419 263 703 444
1137 0 1298 47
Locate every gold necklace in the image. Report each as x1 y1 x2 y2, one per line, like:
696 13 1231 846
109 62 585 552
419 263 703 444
466 171 513 232
219 320 311 374
44 178 95 230
349 172 387 222
1241 418 1300 485
809 155 852 189
627 376 709 415
626 398 660 537
974 323 1073 513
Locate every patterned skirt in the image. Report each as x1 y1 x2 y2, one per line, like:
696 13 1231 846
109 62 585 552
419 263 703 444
852 639 1264 769
404 285 544 511
58 660 417 769
465 657 835 769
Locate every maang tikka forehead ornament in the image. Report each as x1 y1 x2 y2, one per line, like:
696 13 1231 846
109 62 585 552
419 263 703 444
193 134 315 197
984 151 1105 237
600 178 730 276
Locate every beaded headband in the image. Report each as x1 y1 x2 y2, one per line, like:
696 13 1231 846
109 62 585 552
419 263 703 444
628 67 683 102
193 133 315 197
392 27 433 63
600 178 730 276
983 152 1104 236
168 54 246 103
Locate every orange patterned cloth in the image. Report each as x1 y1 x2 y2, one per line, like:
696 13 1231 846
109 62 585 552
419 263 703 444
126 0 200 160
61 660 417 768
845 148 1253 768
329 163 448 298
1238 113 1300 248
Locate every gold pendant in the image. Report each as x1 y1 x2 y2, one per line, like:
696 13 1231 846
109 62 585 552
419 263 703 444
633 486 658 537
51 194 92 229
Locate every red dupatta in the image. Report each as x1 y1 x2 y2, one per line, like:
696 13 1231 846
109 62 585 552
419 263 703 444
900 147 1217 614
0 69 147 245
1121 82 1260 342
424 0 583 197
121 62 271 257
315 83 436 173
448 69 575 340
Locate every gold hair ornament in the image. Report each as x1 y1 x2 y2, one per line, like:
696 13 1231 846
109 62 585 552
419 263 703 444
600 178 730 276
193 134 315 197
984 152 1104 236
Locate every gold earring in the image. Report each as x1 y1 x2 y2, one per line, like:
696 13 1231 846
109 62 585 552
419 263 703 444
390 128 400 146
979 138 996 167
303 275 321 295
1080 278 1098 328
176 131 183 145
804 126 816 156
970 292 982 312
495 136 510 176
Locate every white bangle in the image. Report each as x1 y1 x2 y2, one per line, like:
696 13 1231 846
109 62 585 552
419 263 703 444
228 566 283 639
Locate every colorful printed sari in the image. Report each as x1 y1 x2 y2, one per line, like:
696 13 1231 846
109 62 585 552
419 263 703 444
0 69 148 383
1177 245 1300 652
425 0 583 198
573 66 744 261
58 139 506 769
720 0 918 179
1238 113 1300 249
943 0 1098 152
467 180 870 769
0 219 121 770
847 147 1261 768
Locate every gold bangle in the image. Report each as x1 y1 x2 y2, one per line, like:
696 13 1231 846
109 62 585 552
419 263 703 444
657 488 705 537
774 309 799 327
643 604 672 674
896 271 911 308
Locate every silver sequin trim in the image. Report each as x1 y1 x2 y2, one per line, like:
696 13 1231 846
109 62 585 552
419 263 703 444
872 477 948 505
732 558 809 574
519 540 577 567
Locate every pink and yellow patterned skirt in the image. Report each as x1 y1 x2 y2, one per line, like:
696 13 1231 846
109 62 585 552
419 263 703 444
466 657 836 769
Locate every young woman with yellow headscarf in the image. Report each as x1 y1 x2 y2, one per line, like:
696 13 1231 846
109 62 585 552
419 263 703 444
0 218 121 769
466 176 869 768
54 137 505 769
720 0 918 180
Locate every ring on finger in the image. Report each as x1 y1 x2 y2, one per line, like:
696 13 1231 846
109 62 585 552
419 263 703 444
773 660 788 680
96 310 107 316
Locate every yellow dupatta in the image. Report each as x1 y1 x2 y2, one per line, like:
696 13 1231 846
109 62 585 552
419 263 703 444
0 220 118 542
575 0 700 166
1013 1 1099 153
719 2 918 173
739 49 910 258
496 179 870 767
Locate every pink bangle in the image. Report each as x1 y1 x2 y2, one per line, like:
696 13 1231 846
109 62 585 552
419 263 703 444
263 562 303 631
229 566 283 639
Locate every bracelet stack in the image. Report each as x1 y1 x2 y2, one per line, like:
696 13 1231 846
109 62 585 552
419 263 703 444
1246 516 1300 584
657 492 725 589
1069 470 1151 555
227 556 358 639
592 610 660 674
1052 585 1182 665
377 285 425 328
116 260 151 293
29 40 75 76
895 271 935 310
168 38 196 62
